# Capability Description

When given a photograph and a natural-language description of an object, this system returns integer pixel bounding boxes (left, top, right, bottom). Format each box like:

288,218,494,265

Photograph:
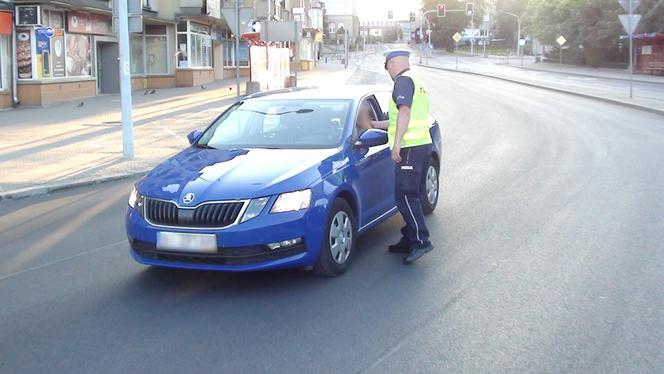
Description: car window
354,97,379,141
198,99,353,149
374,91,391,120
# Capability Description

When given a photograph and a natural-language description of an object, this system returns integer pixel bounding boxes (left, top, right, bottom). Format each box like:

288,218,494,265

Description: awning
0,11,12,36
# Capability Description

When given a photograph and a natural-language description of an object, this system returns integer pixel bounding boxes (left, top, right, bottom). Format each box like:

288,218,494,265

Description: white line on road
0,240,126,282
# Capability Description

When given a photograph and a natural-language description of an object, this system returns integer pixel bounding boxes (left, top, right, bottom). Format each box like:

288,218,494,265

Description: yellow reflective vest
388,70,432,149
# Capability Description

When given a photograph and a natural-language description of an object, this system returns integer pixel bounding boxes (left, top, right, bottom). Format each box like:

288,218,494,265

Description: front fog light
241,197,270,223
267,237,303,250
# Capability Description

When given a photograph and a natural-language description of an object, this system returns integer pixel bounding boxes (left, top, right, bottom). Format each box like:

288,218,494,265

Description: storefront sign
36,28,51,78
16,31,32,79
52,29,66,77
0,11,13,35
90,13,111,34
68,12,89,33
16,6,40,26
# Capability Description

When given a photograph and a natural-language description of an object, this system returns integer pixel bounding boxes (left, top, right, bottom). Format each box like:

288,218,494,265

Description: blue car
126,86,442,276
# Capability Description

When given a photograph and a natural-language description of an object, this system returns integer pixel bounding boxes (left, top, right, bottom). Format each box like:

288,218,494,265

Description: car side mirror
354,129,388,148
187,130,203,145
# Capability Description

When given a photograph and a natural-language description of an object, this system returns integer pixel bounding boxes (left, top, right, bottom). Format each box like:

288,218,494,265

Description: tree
421,0,486,50
494,0,528,45
640,0,664,32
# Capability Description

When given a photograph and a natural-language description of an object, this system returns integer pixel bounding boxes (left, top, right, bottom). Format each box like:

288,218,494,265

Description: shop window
176,21,212,68
130,25,170,75
66,34,92,77
223,40,249,67
131,35,144,74
146,36,167,74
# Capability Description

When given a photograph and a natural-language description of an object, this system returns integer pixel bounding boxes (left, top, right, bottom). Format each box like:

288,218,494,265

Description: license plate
156,232,217,253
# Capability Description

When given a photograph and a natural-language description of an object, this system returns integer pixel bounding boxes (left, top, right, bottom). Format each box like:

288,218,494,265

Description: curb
0,170,149,202
508,64,664,86
418,63,664,117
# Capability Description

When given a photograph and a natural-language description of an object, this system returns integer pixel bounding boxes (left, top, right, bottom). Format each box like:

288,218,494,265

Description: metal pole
294,22,300,86
344,30,348,69
118,0,134,159
235,0,240,99
419,11,423,63
628,0,633,99
516,18,521,58
11,25,19,104
455,42,459,70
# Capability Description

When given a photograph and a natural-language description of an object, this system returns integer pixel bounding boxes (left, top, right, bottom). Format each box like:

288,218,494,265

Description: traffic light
414,27,421,43
437,4,446,17
466,3,474,16
388,10,393,19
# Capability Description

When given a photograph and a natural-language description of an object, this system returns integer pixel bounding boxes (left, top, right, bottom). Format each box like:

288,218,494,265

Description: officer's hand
391,146,402,163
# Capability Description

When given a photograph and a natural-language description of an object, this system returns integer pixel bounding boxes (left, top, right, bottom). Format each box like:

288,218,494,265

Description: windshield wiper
237,108,314,115
193,143,217,149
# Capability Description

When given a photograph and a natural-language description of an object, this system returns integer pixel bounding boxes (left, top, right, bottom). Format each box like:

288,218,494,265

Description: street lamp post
501,11,522,59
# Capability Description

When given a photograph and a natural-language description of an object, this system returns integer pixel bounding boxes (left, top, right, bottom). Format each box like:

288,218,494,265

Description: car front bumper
126,200,329,272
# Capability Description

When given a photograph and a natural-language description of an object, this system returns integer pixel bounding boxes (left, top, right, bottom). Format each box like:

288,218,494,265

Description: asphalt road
1,54,664,373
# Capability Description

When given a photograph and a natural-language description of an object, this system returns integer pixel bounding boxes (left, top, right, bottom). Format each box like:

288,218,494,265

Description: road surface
1,52,663,373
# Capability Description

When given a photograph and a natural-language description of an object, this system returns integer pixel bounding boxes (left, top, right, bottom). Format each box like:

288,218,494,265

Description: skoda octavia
126,86,442,276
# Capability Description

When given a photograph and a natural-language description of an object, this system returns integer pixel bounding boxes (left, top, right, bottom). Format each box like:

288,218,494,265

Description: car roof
245,85,392,102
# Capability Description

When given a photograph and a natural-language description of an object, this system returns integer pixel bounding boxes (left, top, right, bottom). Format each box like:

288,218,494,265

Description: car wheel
421,157,439,215
313,199,357,277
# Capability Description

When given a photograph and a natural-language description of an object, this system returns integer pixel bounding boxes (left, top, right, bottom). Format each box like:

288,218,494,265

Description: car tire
313,198,357,277
421,157,439,215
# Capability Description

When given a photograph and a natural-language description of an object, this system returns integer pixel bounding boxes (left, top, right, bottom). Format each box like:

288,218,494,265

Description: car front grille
144,198,245,228
130,239,306,266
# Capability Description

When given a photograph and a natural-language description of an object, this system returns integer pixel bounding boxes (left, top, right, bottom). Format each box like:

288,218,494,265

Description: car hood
137,147,341,204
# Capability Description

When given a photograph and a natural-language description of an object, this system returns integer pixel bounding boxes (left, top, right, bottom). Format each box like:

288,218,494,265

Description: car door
352,95,395,226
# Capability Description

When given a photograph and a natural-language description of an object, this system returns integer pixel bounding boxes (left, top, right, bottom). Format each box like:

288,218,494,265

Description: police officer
381,49,434,264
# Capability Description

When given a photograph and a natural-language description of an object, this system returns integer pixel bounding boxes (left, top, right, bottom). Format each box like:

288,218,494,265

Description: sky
325,0,423,22
357,0,421,21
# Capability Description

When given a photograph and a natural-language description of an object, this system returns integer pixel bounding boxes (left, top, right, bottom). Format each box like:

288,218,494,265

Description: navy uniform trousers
395,144,432,246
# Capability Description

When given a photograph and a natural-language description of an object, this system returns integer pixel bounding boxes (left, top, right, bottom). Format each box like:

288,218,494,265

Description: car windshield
197,99,353,149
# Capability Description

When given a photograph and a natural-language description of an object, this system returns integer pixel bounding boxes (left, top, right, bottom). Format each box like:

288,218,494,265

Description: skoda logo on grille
182,193,195,204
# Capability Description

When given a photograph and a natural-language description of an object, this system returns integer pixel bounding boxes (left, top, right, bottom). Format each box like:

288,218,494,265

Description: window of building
130,25,169,75
176,21,212,68
223,39,249,67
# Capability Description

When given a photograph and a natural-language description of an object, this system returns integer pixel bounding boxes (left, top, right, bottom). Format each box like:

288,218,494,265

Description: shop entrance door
97,42,119,94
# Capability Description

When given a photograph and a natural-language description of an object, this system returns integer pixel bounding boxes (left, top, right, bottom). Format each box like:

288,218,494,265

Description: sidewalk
415,48,664,114
0,57,362,200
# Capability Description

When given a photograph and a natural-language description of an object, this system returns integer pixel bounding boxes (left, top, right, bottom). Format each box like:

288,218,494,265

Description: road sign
617,0,640,12
452,32,462,43
619,14,641,35
556,35,567,46
518,38,526,46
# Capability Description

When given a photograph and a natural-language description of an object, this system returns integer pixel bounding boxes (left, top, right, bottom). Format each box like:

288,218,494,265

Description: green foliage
494,0,528,44
641,0,664,32
522,0,662,66
421,0,486,50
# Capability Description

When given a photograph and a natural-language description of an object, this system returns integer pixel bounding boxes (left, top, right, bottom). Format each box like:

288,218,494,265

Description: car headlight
128,186,144,210
241,197,270,223
271,189,312,213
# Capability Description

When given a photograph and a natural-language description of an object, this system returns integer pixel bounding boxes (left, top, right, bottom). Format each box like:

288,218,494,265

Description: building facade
0,0,319,108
